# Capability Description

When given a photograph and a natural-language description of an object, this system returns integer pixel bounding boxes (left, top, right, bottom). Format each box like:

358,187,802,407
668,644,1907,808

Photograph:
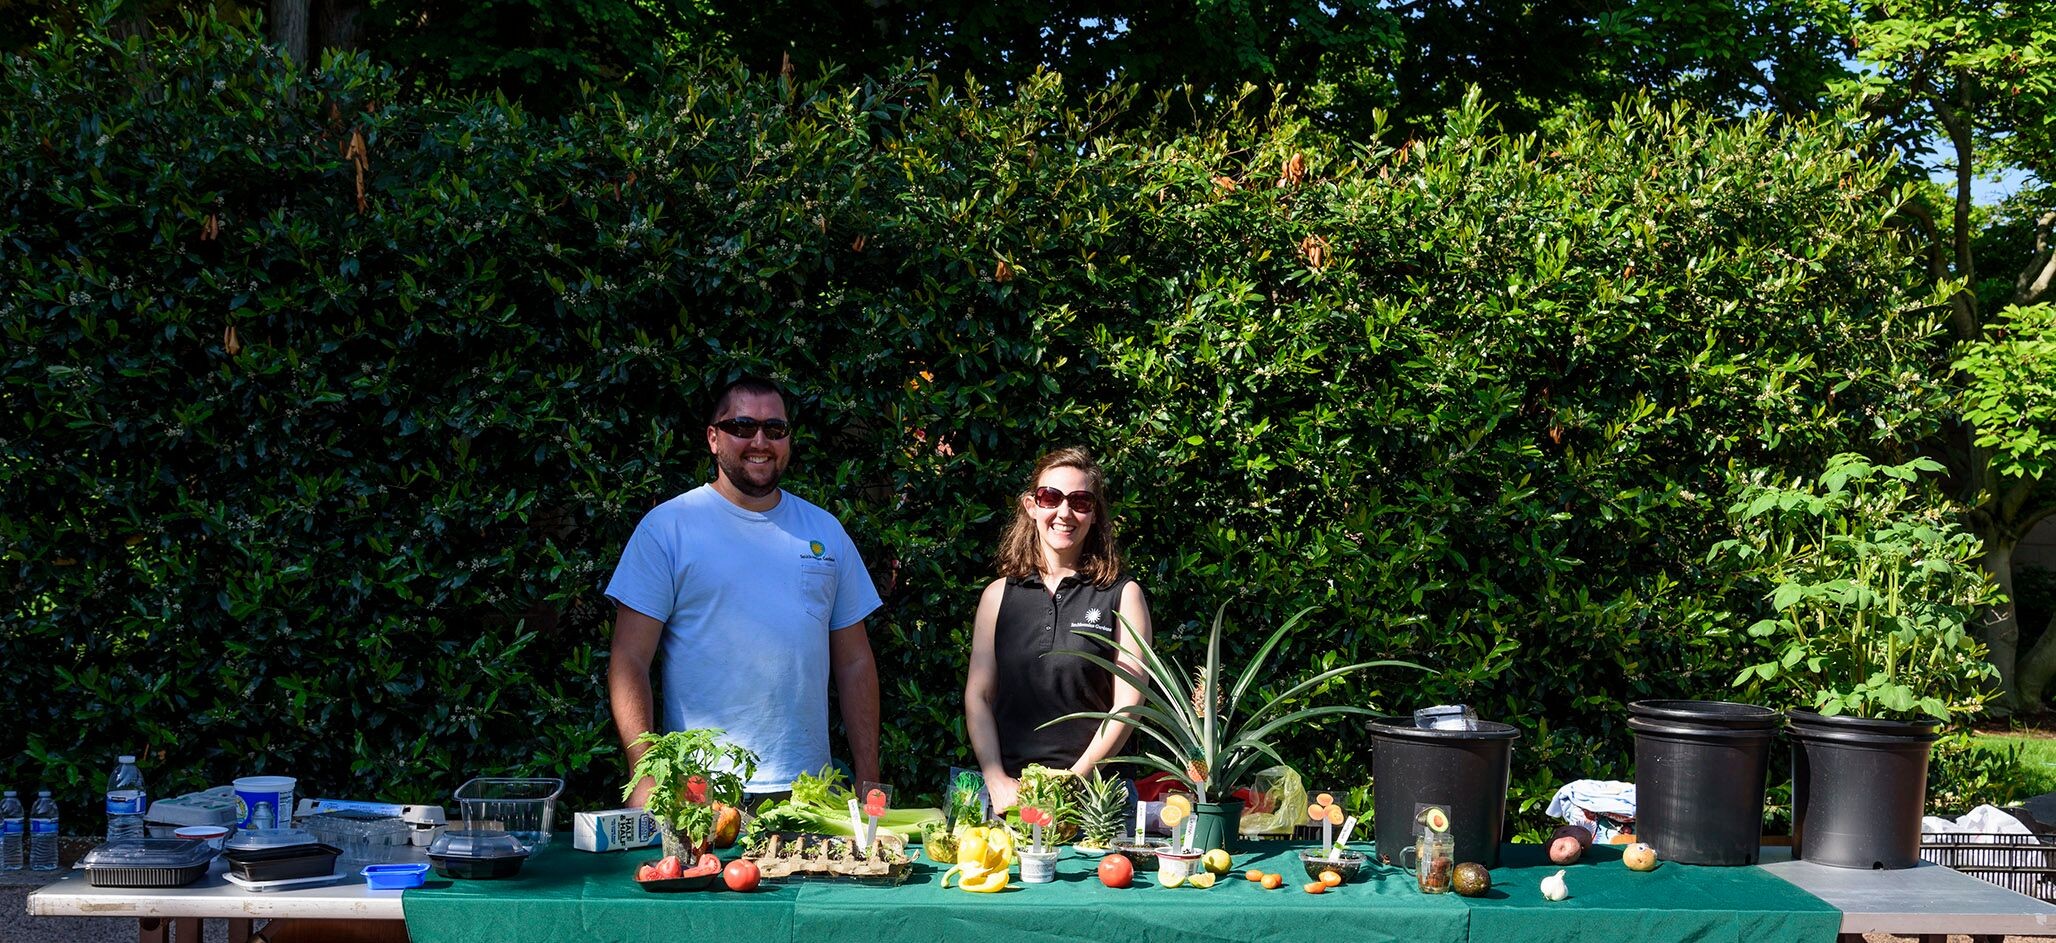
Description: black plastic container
427,828,532,880
1370,717,1520,869
1790,710,1940,870
1629,699,1780,866
222,843,343,882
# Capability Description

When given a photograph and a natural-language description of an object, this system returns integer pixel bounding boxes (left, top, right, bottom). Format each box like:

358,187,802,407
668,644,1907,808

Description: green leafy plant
623,729,757,848
946,770,988,830
1709,454,1999,721
1051,604,1427,802
1006,764,1082,841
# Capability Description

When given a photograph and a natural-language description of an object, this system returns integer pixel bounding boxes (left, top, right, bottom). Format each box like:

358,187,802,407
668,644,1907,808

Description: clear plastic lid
224,828,321,852
81,839,214,870
428,828,530,859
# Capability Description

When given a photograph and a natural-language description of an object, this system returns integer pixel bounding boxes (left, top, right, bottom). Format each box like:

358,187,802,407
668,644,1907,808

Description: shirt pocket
799,562,836,623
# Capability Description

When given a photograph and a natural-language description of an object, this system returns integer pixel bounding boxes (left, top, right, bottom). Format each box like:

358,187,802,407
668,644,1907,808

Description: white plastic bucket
233,776,297,830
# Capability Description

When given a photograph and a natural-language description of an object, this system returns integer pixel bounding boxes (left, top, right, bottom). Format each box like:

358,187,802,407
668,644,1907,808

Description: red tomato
698,853,722,872
723,858,762,892
637,864,661,883
655,855,684,880
1098,854,1135,888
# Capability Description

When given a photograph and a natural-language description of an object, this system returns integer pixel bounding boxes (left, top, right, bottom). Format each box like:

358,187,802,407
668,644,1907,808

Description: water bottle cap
117,755,136,764
3,790,14,796
36,790,49,797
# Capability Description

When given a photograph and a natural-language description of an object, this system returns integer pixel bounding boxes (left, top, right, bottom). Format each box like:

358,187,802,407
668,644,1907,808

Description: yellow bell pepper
960,870,1010,893
939,826,1017,893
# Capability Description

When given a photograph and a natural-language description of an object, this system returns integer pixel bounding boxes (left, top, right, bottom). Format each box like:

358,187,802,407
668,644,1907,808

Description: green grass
1971,733,2056,797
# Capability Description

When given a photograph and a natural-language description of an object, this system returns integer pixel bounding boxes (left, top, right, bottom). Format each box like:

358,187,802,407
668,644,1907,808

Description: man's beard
718,453,782,498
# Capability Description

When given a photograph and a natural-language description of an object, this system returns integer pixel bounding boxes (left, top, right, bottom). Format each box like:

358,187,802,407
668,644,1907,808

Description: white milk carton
574,808,659,853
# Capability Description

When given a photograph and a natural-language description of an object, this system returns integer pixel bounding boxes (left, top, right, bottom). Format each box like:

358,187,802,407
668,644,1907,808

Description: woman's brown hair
995,447,1124,588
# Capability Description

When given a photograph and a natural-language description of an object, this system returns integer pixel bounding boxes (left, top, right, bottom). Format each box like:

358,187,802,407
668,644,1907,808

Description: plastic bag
1235,766,1308,836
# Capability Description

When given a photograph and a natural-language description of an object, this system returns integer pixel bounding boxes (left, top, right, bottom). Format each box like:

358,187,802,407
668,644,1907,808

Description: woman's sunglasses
1031,487,1097,514
712,417,792,441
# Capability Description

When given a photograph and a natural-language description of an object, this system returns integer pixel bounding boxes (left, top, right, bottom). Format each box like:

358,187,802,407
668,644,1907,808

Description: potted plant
922,770,988,864
1048,602,1425,852
622,728,759,860
1710,453,1999,869
1005,765,1082,844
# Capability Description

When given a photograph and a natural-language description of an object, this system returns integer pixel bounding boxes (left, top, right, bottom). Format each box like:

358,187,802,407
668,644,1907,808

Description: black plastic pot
1370,718,1520,869
1189,799,1246,853
1789,710,1939,870
1628,700,1780,866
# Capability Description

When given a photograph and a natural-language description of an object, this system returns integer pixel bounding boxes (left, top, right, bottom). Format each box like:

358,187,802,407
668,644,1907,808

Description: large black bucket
1628,700,1780,866
1370,718,1520,869
1789,710,1939,870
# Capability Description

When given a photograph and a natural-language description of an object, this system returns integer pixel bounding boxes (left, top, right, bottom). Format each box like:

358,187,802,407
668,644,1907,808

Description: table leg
138,917,168,943
230,918,254,943
173,917,201,942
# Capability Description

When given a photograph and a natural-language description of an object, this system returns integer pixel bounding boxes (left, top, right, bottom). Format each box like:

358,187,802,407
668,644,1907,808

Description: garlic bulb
1540,869,1569,901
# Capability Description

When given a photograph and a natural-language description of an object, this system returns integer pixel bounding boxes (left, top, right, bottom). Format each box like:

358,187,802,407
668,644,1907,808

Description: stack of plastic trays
299,810,418,864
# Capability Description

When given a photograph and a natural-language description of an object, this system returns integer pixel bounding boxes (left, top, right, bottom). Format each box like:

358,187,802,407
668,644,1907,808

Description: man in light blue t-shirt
607,377,883,801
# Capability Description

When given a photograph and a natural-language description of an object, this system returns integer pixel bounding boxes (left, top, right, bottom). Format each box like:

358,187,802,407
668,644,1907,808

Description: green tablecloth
403,842,1840,943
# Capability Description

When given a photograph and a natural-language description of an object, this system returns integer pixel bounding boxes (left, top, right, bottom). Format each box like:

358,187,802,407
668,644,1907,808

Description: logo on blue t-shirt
807,540,826,558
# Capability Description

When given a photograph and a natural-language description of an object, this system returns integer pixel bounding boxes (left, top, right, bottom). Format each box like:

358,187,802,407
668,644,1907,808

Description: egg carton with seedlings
743,832,912,884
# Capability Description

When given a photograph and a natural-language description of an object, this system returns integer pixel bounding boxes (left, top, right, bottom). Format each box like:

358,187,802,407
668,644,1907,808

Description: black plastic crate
1920,832,2056,901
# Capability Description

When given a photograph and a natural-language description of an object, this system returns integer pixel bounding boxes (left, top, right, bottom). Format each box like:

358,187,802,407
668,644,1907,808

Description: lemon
1187,872,1218,889
1202,849,1232,874
1160,871,1187,888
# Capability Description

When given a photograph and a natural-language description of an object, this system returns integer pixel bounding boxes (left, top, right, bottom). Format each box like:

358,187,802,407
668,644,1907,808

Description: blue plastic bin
361,863,430,890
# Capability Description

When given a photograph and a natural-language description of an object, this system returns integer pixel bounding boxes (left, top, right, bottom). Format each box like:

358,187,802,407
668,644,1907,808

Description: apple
723,858,762,892
1098,853,1135,888
711,803,742,848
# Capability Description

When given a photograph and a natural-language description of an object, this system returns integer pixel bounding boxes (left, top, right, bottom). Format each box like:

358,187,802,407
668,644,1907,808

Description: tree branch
2016,210,2056,307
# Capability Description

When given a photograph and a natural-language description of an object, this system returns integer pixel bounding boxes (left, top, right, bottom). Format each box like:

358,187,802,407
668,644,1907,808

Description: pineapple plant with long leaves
1048,603,1426,803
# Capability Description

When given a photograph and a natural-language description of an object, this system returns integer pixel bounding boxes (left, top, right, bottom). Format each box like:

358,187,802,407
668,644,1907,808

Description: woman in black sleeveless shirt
965,447,1154,811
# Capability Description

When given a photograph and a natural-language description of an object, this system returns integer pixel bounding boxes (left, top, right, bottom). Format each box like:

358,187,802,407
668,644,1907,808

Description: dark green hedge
1,16,1945,832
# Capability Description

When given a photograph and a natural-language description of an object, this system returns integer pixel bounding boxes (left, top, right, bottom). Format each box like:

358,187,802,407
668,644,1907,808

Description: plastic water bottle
29,791,57,871
1,790,22,871
106,755,147,843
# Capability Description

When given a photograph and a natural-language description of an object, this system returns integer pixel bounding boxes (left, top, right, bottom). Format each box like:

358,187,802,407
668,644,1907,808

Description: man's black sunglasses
712,417,792,441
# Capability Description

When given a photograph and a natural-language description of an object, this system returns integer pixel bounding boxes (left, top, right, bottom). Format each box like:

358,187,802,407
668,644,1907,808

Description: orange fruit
1303,881,1327,894
1319,869,1343,887
1261,873,1284,890
1245,869,1265,883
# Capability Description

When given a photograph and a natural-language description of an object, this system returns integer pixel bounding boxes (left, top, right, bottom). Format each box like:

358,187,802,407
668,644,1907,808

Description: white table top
26,859,404,921
1760,848,2056,936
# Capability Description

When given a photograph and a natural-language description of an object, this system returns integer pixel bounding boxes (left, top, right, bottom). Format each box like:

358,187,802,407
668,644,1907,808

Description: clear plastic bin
301,810,419,864
453,778,563,850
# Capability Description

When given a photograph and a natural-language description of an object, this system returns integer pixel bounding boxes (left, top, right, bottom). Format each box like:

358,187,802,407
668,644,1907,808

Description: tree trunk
1983,538,2023,711
2015,610,2056,712
271,0,311,62
317,0,365,53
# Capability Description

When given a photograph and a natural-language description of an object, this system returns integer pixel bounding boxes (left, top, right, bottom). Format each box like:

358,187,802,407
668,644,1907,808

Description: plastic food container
222,830,342,883
301,810,416,863
427,829,532,880
362,862,431,890
453,778,563,850
174,825,231,851
81,839,215,888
